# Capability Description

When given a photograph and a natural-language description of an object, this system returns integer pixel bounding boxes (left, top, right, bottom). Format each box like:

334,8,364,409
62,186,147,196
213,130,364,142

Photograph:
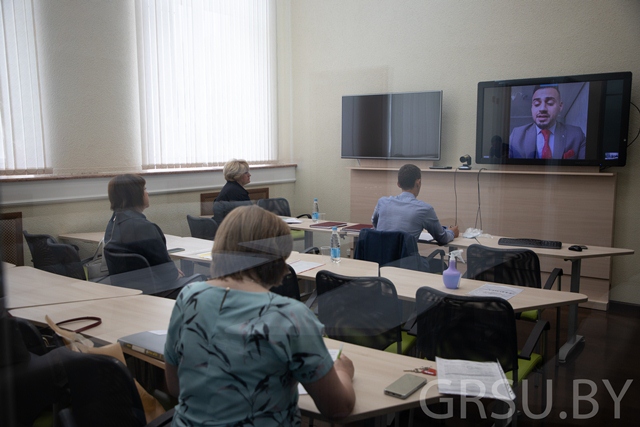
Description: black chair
104,245,205,299
353,228,446,274
269,265,301,301
212,200,252,224
315,270,415,355
256,197,311,219
23,230,90,280
415,287,549,422
465,244,563,344
186,215,218,241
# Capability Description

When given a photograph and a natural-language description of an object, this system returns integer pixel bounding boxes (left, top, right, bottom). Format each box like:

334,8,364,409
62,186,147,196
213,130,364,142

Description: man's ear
397,181,402,189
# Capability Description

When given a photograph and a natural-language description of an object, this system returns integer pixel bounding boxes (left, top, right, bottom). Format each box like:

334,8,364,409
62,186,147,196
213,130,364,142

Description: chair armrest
518,319,550,360
303,246,319,255
297,214,312,219
146,407,176,427
543,268,563,290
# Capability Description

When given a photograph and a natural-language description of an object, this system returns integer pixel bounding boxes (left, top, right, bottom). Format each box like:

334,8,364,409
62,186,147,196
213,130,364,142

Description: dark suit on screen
509,122,586,160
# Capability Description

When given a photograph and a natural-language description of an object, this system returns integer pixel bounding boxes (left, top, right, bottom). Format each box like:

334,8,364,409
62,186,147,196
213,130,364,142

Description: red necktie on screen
541,129,552,159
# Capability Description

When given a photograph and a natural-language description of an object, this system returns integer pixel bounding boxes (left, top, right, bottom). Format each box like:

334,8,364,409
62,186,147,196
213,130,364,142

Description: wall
287,0,640,304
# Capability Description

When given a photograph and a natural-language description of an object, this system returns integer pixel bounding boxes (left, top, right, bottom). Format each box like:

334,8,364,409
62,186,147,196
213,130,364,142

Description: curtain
135,0,277,170
0,0,48,174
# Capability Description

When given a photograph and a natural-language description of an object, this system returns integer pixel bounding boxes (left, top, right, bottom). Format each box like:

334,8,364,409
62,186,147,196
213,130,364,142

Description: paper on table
436,357,515,400
196,252,212,260
282,217,303,224
299,349,341,395
467,284,523,300
288,260,323,274
419,231,434,242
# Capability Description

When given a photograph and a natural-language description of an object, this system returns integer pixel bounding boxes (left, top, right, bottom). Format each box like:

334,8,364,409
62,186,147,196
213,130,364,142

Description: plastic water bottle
312,198,320,223
330,226,341,263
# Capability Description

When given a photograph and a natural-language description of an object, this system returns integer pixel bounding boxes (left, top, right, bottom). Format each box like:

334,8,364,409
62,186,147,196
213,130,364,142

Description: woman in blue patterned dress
164,205,355,426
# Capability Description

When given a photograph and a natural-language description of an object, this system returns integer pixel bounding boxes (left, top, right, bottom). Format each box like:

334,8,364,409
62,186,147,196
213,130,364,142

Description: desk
380,266,588,312
4,266,141,309
288,252,379,280
285,217,362,248
445,236,633,362
10,292,439,423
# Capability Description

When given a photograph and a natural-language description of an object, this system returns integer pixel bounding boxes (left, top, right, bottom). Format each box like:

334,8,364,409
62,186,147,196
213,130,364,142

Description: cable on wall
474,168,487,230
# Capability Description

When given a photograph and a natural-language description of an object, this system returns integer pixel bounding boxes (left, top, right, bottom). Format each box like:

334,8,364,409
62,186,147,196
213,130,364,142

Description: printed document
436,357,515,400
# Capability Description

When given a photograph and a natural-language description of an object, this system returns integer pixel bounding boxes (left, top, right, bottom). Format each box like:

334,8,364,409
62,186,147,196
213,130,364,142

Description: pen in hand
336,343,344,359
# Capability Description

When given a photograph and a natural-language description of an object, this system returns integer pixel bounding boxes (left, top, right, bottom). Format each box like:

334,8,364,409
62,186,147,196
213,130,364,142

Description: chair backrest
23,230,85,279
353,228,422,272
269,265,301,300
415,286,518,377
104,245,156,291
256,198,292,217
186,215,218,241
315,270,403,353
466,244,542,289
1,212,24,266
212,200,252,224
58,349,147,427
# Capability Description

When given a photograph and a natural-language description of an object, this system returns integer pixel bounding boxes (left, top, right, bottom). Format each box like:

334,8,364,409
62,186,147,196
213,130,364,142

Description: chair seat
518,309,539,322
505,352,543,384
383,331,416,355
291,230,305,241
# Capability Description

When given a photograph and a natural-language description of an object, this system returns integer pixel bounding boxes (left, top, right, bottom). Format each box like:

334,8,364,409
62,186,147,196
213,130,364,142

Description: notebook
308,221,348,229
118,330,167,362
341,223,373,232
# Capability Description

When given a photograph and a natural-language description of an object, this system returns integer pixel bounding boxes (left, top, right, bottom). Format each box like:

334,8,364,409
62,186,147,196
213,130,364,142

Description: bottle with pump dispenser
442,249,464,289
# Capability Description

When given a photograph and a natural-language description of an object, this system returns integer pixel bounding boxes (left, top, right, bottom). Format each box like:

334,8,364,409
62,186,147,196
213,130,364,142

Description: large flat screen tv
341,91,442,160
476,71,632,167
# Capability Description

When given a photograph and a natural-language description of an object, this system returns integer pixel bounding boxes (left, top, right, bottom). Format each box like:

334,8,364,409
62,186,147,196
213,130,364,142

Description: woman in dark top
216,159,251,202
104,174,185,297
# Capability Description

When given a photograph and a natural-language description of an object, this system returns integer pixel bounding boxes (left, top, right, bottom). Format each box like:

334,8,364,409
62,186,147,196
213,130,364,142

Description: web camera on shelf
459,154,472,170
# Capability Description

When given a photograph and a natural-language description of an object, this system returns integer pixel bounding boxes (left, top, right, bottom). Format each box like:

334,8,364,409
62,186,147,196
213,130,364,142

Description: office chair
256,197,310,244
269,265,301,301
212,200,252,224
415,287,549,424
23,230,90,280
315,270,415,355
465,244,563,351
353,228,446,274
104,245,205,299
186,214,218,241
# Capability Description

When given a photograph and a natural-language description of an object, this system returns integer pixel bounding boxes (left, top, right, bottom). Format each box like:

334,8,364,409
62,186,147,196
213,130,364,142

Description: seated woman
216,158,252,202
164,205,356,426
105,174,201,298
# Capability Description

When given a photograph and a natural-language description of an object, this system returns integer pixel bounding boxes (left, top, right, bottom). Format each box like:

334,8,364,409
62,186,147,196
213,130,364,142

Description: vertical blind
0,0,48,174
135,0,277,170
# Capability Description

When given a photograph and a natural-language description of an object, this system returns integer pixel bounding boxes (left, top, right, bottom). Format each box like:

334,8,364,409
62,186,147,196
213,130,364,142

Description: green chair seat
505,352,543,384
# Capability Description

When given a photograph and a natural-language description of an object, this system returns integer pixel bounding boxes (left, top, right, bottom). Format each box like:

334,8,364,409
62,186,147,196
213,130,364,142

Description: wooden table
285,217,363,248
4,266,141,309
288,252,379,280
10,292,440,423
445,236,633,362
380,266,588,312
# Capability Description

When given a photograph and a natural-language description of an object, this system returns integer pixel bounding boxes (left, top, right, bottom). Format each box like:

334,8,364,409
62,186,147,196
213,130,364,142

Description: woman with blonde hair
216,158,251,202
164,205,356,426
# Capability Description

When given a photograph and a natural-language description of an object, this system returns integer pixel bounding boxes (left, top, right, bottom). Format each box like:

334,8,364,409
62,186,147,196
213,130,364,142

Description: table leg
558,258,585,363
304,230,313,249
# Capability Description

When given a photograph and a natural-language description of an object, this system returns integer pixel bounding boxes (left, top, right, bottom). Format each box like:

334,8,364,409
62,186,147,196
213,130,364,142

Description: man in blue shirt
372,164,458,245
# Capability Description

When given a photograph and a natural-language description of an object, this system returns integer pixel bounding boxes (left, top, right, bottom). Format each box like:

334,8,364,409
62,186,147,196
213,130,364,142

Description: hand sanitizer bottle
443,250,464,289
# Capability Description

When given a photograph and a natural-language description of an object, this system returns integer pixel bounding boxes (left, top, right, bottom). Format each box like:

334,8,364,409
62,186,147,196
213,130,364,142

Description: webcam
459,154,472,170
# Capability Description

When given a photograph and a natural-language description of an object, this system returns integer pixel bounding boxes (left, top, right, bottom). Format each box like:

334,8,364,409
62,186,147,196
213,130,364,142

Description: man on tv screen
509,85,586,160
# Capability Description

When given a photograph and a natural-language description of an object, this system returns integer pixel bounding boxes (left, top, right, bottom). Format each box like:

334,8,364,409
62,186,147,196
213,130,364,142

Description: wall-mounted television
341,91,442,160
476,72,632,168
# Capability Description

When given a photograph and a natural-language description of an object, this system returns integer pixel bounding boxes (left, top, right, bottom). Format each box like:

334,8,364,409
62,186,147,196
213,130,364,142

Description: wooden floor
302,303,640,426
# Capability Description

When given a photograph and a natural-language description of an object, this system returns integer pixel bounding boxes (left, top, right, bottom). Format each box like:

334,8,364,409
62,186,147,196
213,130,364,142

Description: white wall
286,0,640,303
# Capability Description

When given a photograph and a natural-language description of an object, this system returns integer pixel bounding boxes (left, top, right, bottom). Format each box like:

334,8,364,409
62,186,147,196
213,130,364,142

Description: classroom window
135,0,277,170
0,0,48,175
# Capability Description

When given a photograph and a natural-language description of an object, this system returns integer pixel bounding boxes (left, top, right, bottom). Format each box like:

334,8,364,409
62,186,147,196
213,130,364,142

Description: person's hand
334,354,355,380
450,225,459,238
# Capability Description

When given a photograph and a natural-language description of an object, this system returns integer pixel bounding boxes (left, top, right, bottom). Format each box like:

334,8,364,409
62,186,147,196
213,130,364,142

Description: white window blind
0,0,48,174
135,0,277,170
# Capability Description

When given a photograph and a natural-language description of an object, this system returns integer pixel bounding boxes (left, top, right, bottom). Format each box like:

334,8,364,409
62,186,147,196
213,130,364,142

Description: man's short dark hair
398,164,421,190
108,174,146,211
532,84,561,101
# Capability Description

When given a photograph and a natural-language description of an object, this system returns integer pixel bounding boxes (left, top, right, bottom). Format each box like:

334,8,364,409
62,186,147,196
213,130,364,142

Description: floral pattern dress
165,282,334,426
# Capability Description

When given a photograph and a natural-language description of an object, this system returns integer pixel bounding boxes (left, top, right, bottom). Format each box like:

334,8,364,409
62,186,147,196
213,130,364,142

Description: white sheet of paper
419,231,434,242
288,260,323,274
282,217,303,224
436,357,515,400
298,349,341,395
466,284,523,300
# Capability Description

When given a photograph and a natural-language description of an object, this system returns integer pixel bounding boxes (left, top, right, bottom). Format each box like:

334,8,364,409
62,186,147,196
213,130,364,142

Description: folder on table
308,221,348,229
341,223,374,232
118,331,167,362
